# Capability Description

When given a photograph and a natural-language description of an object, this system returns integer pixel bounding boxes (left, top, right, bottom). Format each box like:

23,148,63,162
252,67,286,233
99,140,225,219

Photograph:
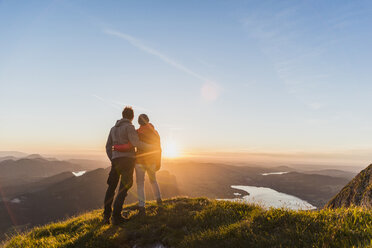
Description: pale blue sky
1,0,372,161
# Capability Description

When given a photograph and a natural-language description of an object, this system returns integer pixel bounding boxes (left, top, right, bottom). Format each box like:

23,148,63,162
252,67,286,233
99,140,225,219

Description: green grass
4,197,372,248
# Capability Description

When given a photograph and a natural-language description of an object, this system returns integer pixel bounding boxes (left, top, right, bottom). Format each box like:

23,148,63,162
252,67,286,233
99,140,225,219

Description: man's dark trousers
104,157,136,218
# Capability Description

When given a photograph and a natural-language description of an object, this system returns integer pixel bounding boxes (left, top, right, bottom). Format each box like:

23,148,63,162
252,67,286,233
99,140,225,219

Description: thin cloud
104,29,209,82
91,94,121,110
91,94,149,112
104,29,222,101
307,102,324,110
241,6,333,109
111,100,150,112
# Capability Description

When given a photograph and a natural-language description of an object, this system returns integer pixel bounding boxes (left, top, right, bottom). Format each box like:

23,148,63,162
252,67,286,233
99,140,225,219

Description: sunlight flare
163,140,181,158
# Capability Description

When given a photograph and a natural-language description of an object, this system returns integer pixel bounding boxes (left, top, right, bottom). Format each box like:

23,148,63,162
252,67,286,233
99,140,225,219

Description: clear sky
1,1,372,163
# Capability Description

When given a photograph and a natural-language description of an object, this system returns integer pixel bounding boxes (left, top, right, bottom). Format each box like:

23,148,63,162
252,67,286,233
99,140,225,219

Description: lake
229,185,316,210
72,171,86,177
261,171,289,176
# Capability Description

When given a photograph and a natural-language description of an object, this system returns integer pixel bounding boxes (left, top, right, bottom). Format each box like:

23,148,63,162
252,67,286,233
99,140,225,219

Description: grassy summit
4,198,372,248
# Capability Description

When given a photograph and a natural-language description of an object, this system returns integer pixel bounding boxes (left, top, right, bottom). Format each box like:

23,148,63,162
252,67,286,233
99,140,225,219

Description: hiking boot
122,210,131,218
112,216,128,225
102,215,111,225
138,206,146,217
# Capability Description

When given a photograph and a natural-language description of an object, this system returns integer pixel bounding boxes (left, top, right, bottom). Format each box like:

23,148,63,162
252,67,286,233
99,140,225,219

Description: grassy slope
4,198,372,248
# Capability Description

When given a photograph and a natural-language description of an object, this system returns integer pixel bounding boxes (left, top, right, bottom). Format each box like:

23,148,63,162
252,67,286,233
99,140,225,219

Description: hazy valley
0,152,360,241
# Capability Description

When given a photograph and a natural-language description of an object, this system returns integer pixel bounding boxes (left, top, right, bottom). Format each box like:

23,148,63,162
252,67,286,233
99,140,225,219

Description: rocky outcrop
326,164,372,208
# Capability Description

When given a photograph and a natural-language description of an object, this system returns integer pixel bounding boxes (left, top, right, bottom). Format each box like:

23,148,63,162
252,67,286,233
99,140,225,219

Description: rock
326,164,372,208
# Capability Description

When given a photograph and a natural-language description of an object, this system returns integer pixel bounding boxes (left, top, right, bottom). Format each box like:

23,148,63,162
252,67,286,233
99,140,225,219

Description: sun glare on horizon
163,140,181,158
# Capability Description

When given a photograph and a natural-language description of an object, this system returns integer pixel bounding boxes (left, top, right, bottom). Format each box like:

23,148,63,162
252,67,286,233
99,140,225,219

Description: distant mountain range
0,151,28,158
0,154,108,187
0,158,83,182
1,171,75,199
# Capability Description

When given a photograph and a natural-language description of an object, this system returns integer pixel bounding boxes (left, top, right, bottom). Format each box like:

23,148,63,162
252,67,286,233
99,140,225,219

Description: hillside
0,168,179,239
1,171,74,199
326,164,372,208
4,198,372,248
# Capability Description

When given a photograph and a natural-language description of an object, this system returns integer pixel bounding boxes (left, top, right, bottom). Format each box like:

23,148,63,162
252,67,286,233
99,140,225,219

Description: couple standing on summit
103,106,162,225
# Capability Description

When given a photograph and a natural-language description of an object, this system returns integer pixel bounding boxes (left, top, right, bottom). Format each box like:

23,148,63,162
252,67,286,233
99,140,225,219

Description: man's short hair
122,106,134,120
138,114,149,126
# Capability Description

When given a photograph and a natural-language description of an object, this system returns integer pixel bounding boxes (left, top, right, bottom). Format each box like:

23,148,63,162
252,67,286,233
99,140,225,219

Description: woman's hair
138,114,149,126
122,106,134,120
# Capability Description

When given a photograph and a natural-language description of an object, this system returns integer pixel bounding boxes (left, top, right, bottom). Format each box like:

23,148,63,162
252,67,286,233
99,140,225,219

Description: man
103,106,150,225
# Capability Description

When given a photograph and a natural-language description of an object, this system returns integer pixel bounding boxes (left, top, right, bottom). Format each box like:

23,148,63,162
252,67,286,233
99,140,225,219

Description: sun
162,141,181,158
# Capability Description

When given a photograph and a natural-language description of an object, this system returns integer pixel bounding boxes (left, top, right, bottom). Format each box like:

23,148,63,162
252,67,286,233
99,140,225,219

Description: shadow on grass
60,218,129,248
